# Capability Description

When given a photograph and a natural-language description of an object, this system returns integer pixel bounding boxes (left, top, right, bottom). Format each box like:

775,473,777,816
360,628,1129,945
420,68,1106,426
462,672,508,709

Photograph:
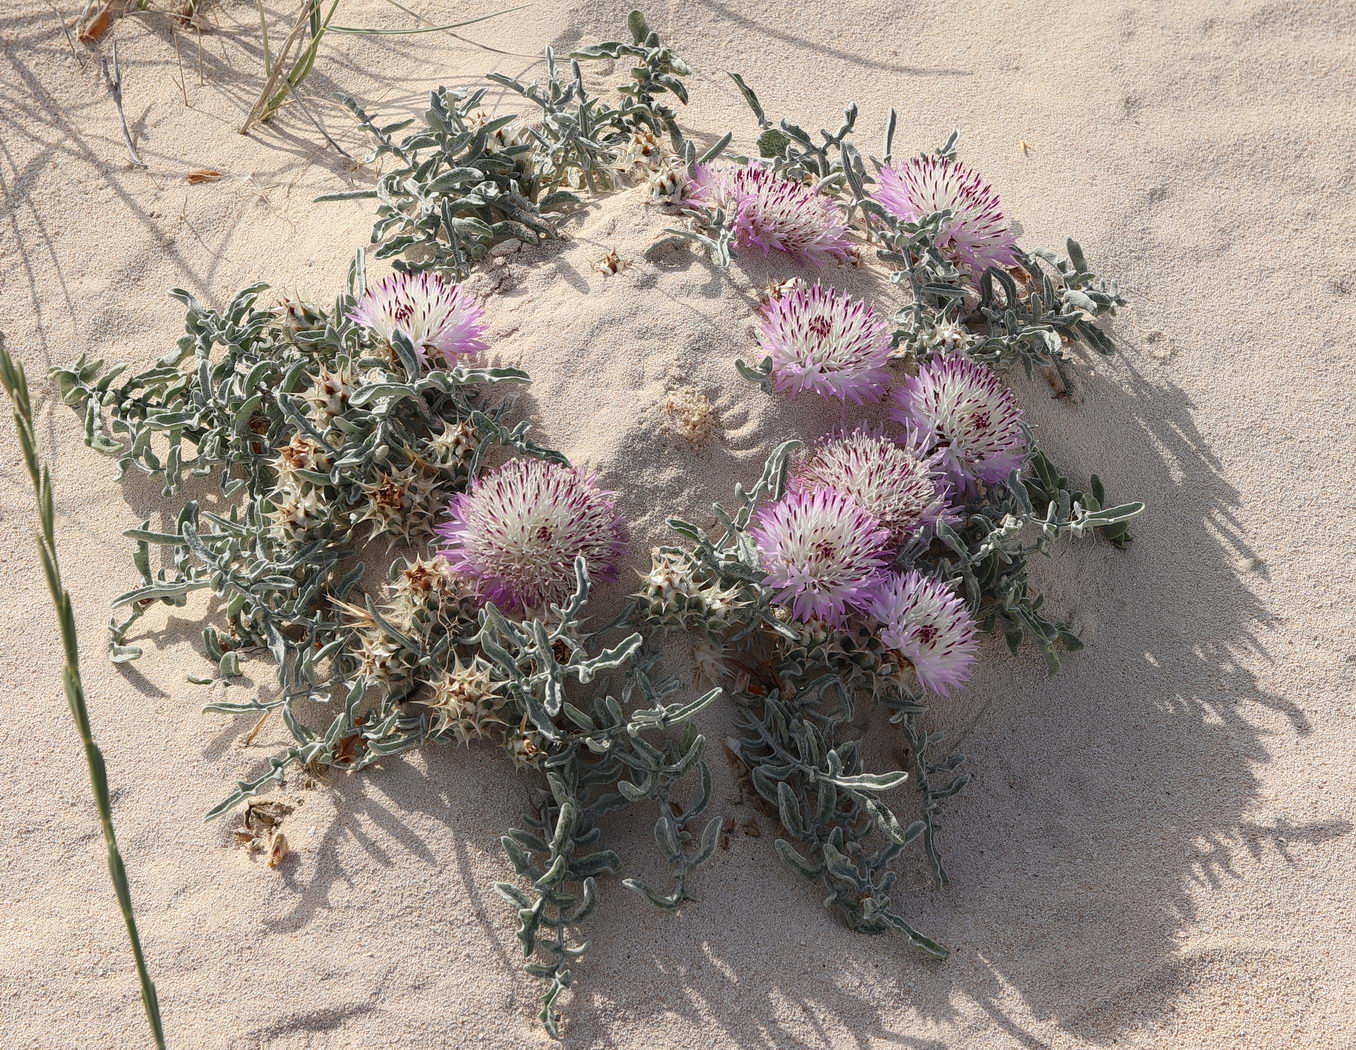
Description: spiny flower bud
505,715,547,769
356,466,440,542
647,162,688,204
352,628,404,686
425,420,478,467
381,555,471,634
618,127,663,171
418,657,505,745
273,433,332,480
269,486,324,535
303,365,357,427
278,296,324,337
927,317,975,353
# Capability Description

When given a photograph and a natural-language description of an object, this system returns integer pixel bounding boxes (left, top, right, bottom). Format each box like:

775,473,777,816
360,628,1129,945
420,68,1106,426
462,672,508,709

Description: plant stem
0,342,167,1050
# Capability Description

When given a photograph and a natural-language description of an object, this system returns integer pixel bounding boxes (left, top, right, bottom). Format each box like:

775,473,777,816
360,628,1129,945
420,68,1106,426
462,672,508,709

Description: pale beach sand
1,2,1353,1047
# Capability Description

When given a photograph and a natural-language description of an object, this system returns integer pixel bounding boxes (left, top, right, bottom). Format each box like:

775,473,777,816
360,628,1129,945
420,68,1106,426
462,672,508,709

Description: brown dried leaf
266,832,288,868
334,732,362,765
78,1,131,43
186,169,224,184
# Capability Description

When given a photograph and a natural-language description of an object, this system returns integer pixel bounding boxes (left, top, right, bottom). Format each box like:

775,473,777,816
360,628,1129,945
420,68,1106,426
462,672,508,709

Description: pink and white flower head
686,163,852,265
873,155,1018,276
891,355,1026,487
756,283,892,404
790,429,953,545
863,570,977,695
751,487,891,626
348,271,487,367
436,458,624,613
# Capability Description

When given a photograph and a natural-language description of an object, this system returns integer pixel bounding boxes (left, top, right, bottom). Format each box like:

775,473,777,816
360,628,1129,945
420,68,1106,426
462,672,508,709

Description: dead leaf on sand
78,1,131,43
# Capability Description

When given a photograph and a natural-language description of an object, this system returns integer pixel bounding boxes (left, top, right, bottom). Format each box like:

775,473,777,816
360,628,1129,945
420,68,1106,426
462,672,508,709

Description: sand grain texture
1,1,1353,1047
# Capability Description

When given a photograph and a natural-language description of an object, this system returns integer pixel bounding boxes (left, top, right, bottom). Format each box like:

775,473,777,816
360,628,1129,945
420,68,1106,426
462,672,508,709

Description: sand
2,1,1354,1047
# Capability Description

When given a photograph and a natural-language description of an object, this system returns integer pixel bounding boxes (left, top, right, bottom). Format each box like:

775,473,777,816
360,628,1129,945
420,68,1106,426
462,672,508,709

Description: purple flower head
436,458,624,613
873,155,1018,276
756,283,892,404
790,428,954,545
686,163,852,265
891,355,1026,487
751,487,891,626
348,271,487,366
863,570,977,695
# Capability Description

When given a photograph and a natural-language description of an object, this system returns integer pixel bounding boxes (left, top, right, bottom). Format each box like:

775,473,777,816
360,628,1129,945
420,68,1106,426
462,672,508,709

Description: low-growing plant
49,9,1144,1036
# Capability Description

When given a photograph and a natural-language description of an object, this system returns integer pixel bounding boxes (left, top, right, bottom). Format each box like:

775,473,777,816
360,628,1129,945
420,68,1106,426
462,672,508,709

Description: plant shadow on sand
36,6,1344,1043
92,235,1348,1048
546,330,1342,1048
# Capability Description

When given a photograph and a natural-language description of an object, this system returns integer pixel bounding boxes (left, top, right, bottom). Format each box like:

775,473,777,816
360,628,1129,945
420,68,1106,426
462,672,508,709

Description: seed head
418,657,506,745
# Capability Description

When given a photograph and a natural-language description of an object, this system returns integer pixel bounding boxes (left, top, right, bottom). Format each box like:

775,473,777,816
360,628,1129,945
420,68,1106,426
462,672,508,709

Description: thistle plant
637,62,1147,953
46,9,1148,1036
645,424,1141,948
47,15,726,1035
320,11,694,273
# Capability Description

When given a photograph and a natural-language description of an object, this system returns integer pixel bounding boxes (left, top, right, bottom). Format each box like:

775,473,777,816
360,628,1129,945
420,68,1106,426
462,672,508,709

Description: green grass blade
0,341,167,1050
